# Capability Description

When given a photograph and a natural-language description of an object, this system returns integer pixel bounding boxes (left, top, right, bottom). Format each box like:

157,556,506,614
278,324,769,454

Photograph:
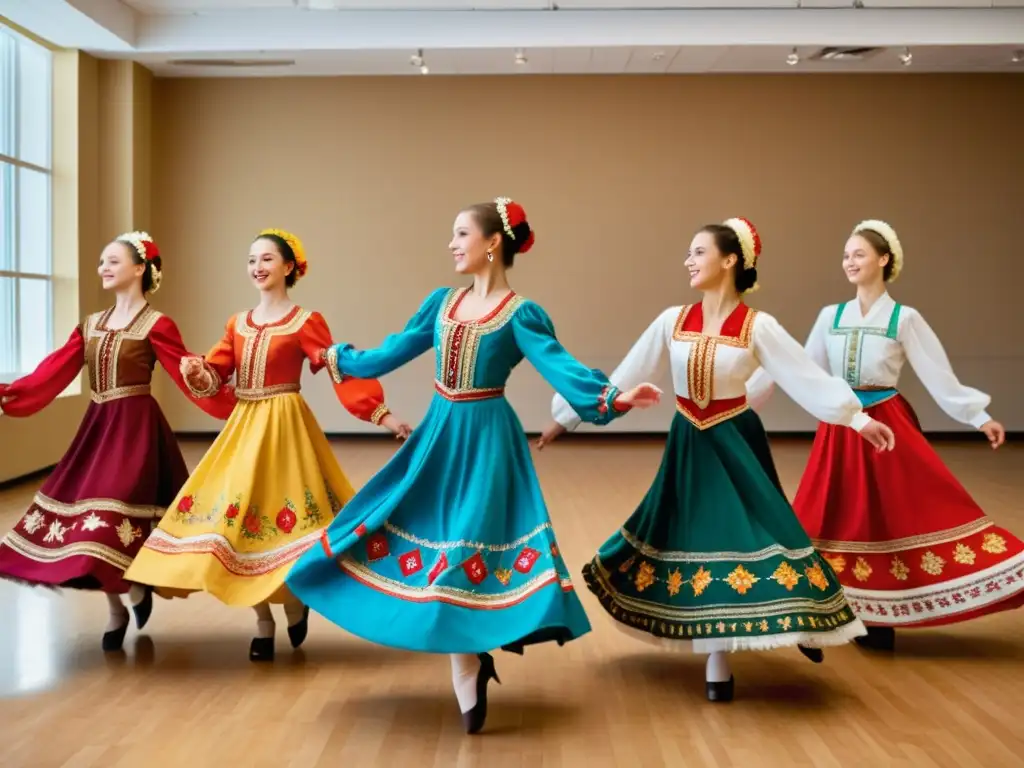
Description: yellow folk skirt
124,393,355,606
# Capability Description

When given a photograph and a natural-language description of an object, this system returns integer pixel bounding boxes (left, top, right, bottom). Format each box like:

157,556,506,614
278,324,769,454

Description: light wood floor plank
1,436,1021,766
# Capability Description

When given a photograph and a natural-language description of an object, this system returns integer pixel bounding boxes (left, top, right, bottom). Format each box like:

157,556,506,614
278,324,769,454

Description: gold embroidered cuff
180,357,221,398
323,346,345,385
370,403,391,426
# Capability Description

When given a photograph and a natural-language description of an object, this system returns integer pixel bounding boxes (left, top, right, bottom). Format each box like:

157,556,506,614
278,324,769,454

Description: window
0,25,53,383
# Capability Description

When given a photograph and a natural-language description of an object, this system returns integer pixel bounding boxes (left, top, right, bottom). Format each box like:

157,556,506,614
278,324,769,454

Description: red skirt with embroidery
793,393,1024,628
0,394,188,593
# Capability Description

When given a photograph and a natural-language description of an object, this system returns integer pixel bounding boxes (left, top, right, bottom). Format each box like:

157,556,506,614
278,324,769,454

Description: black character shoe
287,605,310,649
249,636,275,662
462,652,501,734
132,586,154,631
102,623,129,653
798,645,824,663
854,625,895,651
706,675,735,702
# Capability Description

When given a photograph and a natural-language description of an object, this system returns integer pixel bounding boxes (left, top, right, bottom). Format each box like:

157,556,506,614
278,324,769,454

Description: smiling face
684,230,738,292
97,241,145,292
842,233,889,286
448,210,502,275
248,237,294,292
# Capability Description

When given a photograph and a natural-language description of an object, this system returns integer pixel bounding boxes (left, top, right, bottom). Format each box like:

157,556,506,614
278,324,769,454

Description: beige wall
3,71,1022,482
0,56,152,483
148,74,1023,435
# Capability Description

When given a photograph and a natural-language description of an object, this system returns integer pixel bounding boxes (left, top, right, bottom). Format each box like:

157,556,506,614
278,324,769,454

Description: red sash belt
434,380,506,402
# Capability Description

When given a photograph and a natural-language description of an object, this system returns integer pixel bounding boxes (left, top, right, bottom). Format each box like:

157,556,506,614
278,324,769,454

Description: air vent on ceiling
808,47,884,62
168,59,296,68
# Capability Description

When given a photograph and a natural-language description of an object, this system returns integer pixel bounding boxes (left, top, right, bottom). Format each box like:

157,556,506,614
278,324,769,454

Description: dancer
123,228,411,661
538,217,896,702
745,219,1021,650
285,197,662,734
0,231,236,651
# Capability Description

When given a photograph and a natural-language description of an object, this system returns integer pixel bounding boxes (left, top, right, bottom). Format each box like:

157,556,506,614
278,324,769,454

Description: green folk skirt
582,408,865,653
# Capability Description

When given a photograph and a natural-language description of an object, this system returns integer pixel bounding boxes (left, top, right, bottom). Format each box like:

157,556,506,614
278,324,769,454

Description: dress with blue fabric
285,286,629,654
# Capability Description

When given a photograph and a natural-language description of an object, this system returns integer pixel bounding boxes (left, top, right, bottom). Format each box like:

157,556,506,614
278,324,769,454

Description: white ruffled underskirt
610,616,868,654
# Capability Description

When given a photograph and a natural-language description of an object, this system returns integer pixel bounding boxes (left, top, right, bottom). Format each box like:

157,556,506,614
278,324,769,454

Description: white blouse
745,292,992,429
552,304,871,432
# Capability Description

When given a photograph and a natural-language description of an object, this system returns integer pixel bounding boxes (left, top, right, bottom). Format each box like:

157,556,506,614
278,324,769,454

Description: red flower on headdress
142,239,160,261
501,199,535,254
736,217,762,258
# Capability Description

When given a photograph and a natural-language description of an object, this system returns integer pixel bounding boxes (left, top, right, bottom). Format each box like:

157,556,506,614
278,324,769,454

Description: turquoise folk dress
285,286,629,654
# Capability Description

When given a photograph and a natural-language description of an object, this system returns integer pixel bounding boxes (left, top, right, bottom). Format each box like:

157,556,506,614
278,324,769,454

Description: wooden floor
1,436,1022,767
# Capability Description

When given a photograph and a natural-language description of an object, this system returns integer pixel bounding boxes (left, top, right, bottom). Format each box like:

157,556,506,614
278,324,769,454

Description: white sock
705,652,732,683
105,593,129,633
450,653,481,714
283,598,306,627
253,603,275,638
128,583,148,607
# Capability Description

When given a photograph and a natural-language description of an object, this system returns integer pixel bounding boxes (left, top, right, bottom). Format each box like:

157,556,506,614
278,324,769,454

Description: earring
487,250,494,262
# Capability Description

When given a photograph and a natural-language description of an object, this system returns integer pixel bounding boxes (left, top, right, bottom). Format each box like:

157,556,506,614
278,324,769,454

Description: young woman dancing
0,232,236,651
285,198,662,733
124,228,411,662
746,219,1021,650
538,217,896,702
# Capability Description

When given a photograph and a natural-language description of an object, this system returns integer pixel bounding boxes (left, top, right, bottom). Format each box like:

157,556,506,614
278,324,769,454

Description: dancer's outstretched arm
305,311,411,439
751,313,894,451
514,301,661,434
324,287,448,381
0,326,85,418
150,314,237,420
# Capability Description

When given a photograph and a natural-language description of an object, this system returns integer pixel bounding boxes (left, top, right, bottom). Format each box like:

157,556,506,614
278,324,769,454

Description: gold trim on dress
338,555,573,608
674,396,750,430
1,531,135,571
236,308,312,391
672,304,757,348
618,527,816,563
323,345,344,384
813,518,994,554
32,492,165,520
591,558,851,622
436,288,525,395
384,520,552,553
369,403,390,425
90,384,152,403
234,383,301,401
141,527,322,577
182,359,222,398
433,380,505,402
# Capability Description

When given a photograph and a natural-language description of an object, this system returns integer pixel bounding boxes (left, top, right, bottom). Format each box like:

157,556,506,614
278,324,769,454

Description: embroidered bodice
187,306,391,424
325,286,628,425
0,304,235,419
553,302,870,432
82,305,168,400
746,292,991,428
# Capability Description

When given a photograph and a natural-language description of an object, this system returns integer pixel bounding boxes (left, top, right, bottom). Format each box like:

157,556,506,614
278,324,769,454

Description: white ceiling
118,1,1024,9
139,45,1024,76
4,1,1023,75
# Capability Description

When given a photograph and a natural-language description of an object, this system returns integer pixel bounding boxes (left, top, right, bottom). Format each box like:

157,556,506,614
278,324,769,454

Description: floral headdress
116,230,162,294
494,197,535,254
852,219,903,282
722,217,762,294
257,228,308,282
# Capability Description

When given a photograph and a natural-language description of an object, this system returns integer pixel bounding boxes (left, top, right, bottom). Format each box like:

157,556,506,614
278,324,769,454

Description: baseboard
0,464,56,491
174,430,1020,442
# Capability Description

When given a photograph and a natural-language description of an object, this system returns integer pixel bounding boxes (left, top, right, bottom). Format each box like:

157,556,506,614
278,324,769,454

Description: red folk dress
748,294,1024,627
0,304,236,593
